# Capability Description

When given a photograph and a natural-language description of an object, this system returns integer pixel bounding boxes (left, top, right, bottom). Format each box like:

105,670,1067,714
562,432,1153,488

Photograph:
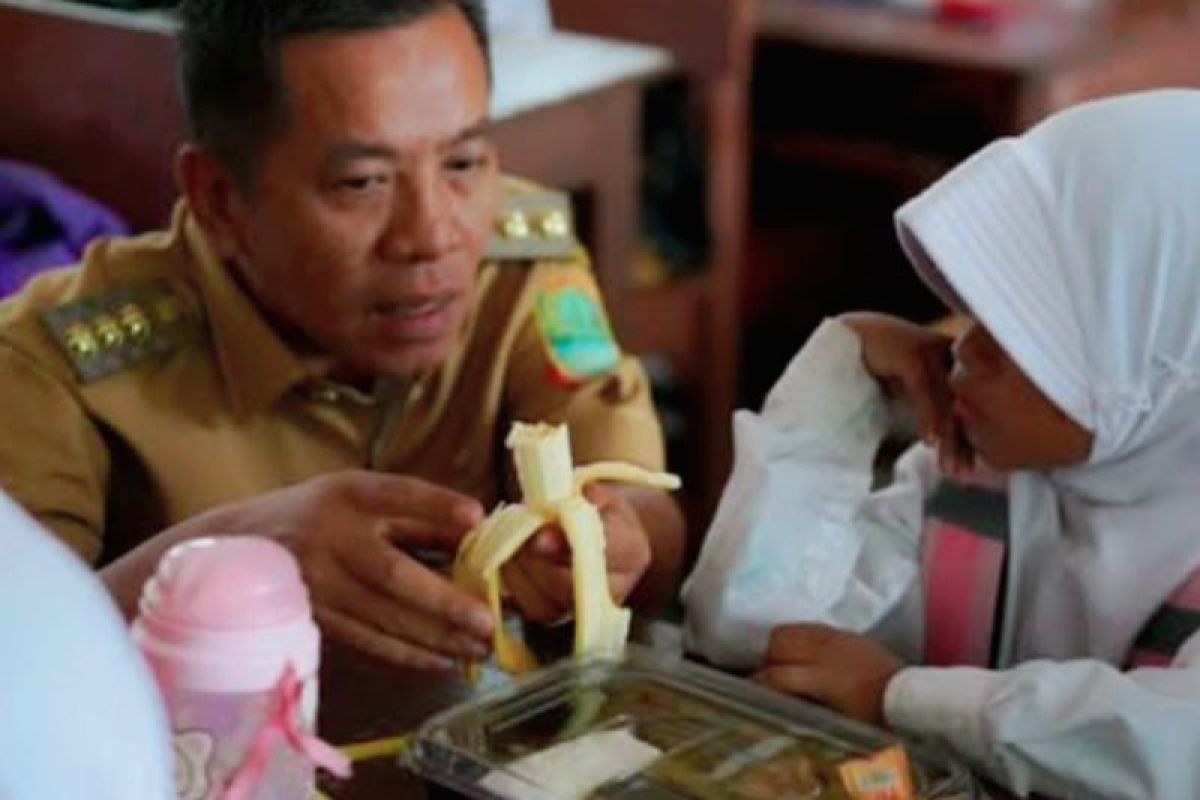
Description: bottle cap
133,537,320,693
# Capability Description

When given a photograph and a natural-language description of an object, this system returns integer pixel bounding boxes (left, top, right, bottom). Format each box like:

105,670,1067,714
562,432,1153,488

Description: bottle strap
221,663,351,800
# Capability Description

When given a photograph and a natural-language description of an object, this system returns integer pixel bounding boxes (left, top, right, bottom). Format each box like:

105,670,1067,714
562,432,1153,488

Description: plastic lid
410,646,978,799
133,537,320,693
141,537,309,629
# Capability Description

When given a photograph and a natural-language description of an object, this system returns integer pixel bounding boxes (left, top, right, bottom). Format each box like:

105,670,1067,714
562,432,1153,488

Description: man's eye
444,155,486,174
335,174,388,192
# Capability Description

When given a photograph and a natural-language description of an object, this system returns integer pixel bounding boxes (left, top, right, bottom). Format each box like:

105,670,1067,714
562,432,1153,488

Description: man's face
949,321,1094,471
224,7,498,377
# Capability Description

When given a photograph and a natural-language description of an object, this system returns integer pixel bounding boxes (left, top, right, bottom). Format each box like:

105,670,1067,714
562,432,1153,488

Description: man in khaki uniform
0,0,683,670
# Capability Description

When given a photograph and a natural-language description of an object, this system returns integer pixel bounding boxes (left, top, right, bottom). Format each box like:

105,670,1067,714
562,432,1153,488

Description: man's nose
380,173,461,263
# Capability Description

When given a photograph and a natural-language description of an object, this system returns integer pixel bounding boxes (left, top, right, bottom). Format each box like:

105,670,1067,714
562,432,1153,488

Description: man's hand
164,470,494,670
838,312,974,477
753,623,904,728
501,482,652,623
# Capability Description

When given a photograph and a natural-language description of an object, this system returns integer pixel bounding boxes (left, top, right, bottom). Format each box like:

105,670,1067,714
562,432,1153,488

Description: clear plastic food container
409,645,979,799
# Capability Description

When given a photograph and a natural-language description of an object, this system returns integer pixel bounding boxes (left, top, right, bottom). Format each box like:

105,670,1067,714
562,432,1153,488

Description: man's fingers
581,481,617,507
338,537,493,639
529,528,570,562
302,549,489,658
339,471,485,530
381,515,476,555
527,558,576,603
314,606,456,671
322,575,490,660
503,556,572,623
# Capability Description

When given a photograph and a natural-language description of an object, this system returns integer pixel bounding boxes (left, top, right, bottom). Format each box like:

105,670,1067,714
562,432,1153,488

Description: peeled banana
453,422,680,677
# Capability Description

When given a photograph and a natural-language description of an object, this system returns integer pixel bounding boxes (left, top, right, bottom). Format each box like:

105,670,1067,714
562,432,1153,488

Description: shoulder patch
40,279,199,382
534,269,620,383
487,181,577,261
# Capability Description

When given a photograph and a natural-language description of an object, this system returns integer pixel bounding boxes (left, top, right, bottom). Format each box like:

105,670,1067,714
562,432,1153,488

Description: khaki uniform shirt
0,184,664,564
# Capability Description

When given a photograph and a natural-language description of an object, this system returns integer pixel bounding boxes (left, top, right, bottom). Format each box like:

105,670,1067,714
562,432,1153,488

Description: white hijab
896,89,1200,665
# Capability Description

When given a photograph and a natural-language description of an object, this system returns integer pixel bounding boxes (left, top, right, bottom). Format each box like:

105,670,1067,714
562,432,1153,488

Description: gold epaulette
486,177,578,261
40,279,199,382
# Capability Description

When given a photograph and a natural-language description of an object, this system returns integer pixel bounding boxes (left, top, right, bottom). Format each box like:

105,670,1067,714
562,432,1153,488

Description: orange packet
838,743,916,800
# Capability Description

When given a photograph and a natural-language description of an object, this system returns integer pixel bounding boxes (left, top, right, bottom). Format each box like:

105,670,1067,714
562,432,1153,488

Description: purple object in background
0,159,128,298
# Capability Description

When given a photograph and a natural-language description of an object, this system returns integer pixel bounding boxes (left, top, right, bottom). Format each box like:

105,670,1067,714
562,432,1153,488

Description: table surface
316,621,686,798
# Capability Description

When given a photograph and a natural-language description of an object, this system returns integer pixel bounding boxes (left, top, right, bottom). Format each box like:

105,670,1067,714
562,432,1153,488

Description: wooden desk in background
739,0,1200,407
756,0,1200,153
760,0,1117,130
0,0,670,330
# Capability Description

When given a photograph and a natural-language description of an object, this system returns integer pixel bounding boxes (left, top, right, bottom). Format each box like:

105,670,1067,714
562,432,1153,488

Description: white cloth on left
486,0,553,37
0,490,173,799
683,90,1200,800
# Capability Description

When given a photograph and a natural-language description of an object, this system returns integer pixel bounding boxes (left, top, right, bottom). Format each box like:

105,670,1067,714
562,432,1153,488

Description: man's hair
176,0,490,183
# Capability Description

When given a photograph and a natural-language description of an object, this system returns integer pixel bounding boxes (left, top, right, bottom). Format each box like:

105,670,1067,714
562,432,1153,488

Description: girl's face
949,321,1094,471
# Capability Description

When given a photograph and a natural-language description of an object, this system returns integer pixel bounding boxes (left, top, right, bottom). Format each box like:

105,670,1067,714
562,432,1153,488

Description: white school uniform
683,90,1200,799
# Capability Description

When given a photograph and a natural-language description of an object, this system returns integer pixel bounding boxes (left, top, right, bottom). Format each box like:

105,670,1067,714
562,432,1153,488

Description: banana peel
454,422,680,678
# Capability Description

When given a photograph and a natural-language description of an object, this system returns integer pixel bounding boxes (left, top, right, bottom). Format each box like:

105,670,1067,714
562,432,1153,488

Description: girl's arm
886,638,1200,798
683,318,941,668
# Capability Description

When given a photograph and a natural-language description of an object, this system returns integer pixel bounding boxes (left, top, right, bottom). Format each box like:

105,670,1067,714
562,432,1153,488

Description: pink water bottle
133,537,350,800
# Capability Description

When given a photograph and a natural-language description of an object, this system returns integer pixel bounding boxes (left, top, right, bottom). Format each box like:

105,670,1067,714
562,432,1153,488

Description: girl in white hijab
683,89,1200,799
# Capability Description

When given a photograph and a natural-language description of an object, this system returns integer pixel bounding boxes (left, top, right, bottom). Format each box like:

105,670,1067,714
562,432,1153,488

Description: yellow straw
313,733,413,796
339,733,412,763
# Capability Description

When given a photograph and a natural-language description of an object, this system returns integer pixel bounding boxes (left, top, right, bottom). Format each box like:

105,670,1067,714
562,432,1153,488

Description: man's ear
175,144,248,260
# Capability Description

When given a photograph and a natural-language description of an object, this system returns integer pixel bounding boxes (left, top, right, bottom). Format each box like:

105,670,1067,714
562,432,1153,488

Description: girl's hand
754,623,904,728
838,312,974,477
